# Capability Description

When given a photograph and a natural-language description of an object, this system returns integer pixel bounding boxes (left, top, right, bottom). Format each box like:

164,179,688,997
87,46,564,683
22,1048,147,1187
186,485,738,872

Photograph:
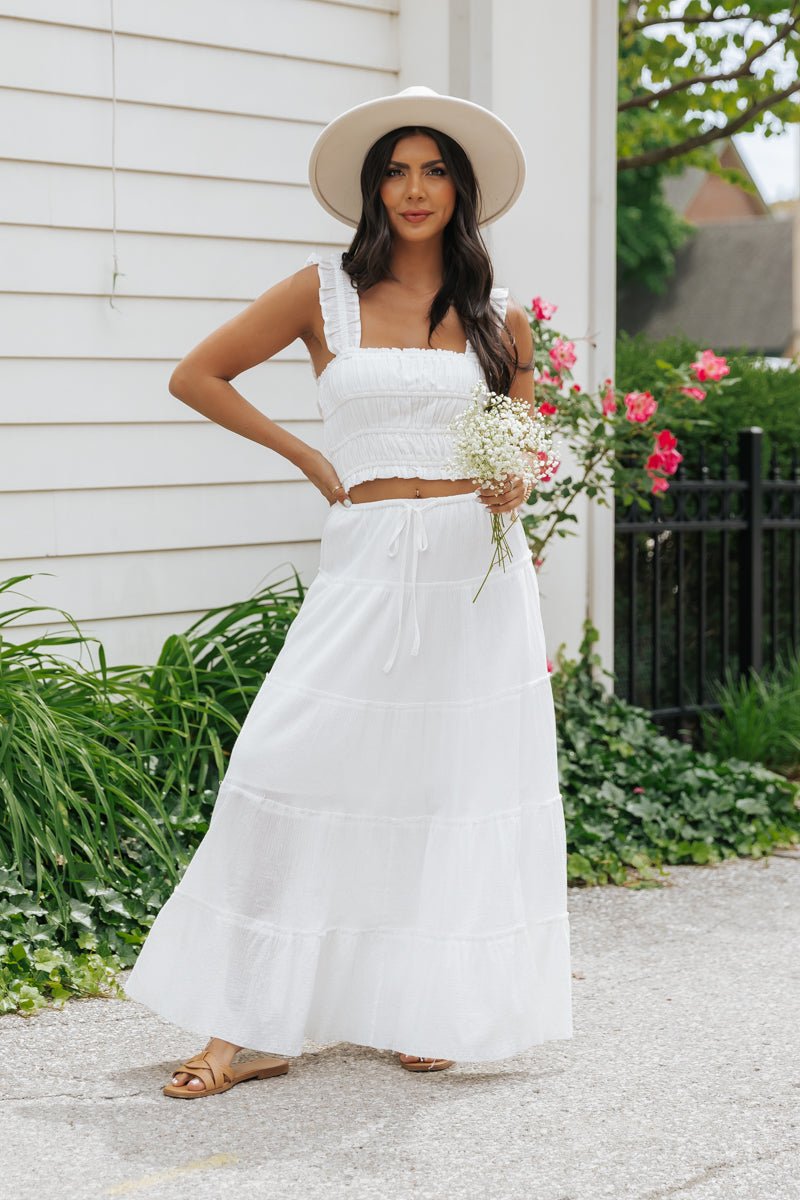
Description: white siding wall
0,0,398,665
1,0,618,674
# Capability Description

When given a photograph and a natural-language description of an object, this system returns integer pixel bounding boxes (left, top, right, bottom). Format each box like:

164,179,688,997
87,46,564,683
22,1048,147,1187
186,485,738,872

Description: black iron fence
614,427,800,740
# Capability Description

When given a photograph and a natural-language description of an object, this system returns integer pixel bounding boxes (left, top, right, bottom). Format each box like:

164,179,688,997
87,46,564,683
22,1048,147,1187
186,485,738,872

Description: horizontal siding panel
0,480,330,559
0,540,323,623
0,360,321,424
0,89,311,183
2,1,397,67
0,295,324,361
0,160,345,241
0,225,342,300
0,17,397,114
0,420,325,492
0,609,269,670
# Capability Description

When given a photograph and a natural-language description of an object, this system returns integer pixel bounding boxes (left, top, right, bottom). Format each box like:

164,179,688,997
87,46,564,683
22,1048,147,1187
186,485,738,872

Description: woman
124,85,573,1097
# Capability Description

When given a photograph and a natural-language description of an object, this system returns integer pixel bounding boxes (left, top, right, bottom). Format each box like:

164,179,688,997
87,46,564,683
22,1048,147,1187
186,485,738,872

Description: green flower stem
472,511,520,603
528,442,615,558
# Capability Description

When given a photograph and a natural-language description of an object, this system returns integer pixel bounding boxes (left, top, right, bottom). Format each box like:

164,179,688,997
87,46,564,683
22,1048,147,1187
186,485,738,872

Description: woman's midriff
346,477,477,504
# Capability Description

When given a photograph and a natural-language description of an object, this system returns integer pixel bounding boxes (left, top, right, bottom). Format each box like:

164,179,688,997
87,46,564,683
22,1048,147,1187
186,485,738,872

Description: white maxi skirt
124,490,573,1062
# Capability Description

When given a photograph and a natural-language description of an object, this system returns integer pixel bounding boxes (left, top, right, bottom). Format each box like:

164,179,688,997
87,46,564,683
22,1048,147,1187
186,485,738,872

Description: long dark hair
340,124,532,396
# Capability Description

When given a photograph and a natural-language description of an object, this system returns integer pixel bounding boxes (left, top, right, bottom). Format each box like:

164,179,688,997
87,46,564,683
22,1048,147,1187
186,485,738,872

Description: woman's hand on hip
305,450,352,507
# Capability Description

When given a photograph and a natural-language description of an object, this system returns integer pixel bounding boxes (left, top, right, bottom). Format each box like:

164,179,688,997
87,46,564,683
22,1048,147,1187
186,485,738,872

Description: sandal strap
179,1051,230,1090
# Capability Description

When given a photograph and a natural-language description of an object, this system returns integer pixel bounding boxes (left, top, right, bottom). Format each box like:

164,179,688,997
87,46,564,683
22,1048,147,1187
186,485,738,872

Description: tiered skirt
123,490,573,1062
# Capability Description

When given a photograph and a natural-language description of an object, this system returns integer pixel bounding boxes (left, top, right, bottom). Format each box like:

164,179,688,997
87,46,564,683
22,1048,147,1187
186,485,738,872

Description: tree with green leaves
617,1,800,291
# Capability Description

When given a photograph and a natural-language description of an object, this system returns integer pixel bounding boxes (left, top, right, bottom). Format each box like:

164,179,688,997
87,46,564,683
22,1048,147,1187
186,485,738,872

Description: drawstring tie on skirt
382,503,430,674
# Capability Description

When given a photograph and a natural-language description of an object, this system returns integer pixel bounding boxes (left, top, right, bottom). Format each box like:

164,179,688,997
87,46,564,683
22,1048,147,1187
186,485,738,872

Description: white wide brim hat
308,85,526,229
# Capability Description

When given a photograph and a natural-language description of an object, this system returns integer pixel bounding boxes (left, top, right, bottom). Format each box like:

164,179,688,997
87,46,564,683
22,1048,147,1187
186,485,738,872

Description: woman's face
378,132,457,242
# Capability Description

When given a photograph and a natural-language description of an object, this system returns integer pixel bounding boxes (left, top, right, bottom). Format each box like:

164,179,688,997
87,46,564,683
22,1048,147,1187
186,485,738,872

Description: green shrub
0,570,310,1013
615,331,800,471
552,623,800,887
699,651,800,778
0,592,182,928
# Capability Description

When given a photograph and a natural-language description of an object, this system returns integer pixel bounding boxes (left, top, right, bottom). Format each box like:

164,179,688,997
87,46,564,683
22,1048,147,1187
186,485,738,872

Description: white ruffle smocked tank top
304,251,509,491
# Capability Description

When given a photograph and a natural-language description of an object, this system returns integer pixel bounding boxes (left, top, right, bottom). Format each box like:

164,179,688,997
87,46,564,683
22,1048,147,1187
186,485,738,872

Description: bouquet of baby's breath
447,380,559,602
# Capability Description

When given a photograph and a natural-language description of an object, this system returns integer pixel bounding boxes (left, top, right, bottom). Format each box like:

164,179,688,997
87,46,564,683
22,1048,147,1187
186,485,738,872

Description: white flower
445,380,559,600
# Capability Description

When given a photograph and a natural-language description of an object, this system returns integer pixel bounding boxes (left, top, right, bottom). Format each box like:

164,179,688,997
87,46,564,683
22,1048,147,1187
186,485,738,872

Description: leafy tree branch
619,76,800,169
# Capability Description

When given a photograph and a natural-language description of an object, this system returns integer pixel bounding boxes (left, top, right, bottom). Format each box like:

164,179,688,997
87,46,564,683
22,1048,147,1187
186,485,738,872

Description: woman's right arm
168,263,347,504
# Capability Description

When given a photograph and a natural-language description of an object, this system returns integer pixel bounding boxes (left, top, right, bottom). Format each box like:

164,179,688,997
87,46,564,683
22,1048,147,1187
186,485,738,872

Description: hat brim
308,91,526,229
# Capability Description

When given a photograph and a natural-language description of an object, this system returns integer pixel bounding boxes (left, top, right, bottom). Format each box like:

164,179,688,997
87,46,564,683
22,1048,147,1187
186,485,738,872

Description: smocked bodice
304,251,509,492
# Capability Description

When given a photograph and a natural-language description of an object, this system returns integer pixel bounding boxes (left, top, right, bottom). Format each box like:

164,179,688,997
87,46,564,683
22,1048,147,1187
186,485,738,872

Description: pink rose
651,430,682,474
538,400,558,416
601,382,617,416
650,475,669,495
647,449,682,475
680,386,707,402
532,295,558,321
655,428,679,453
624,390,658,423
549,337,577,372
690,349,729,383
535,365,563,389
546,657,553,673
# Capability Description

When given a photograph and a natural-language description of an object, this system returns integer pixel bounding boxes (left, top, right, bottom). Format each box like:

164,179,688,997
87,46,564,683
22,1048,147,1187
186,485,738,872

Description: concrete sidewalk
2,853,798,1200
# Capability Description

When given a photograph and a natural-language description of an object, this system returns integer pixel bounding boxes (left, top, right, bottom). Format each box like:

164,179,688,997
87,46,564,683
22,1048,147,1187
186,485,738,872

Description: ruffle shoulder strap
304,250,361,355
489,286,510,324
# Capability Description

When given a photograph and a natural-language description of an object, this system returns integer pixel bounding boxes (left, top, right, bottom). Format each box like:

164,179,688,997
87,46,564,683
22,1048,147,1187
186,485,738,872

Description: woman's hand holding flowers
477,470,528,515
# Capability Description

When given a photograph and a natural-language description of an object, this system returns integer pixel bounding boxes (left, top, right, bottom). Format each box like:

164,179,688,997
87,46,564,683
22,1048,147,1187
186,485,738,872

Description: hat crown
396,85,440,99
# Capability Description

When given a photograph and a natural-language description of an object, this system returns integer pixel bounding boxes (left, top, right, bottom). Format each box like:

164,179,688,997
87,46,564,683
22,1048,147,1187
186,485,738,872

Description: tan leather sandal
397,1053,455,1071
162,1049,289,1099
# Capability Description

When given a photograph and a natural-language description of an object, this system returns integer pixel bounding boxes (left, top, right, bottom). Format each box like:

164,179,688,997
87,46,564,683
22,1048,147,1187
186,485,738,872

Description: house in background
618,137,800,359
0,0,618,677
664,138,770,223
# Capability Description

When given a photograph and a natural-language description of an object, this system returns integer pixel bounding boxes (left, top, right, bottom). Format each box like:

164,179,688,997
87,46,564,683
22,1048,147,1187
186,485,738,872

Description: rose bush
519,296,736,562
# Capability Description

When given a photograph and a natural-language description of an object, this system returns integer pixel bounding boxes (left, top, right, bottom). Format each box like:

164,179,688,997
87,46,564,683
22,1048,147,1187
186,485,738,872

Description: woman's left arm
506,297,535,414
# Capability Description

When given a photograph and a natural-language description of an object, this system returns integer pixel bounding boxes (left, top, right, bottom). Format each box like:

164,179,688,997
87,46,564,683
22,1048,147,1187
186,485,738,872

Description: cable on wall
108,0,125,309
